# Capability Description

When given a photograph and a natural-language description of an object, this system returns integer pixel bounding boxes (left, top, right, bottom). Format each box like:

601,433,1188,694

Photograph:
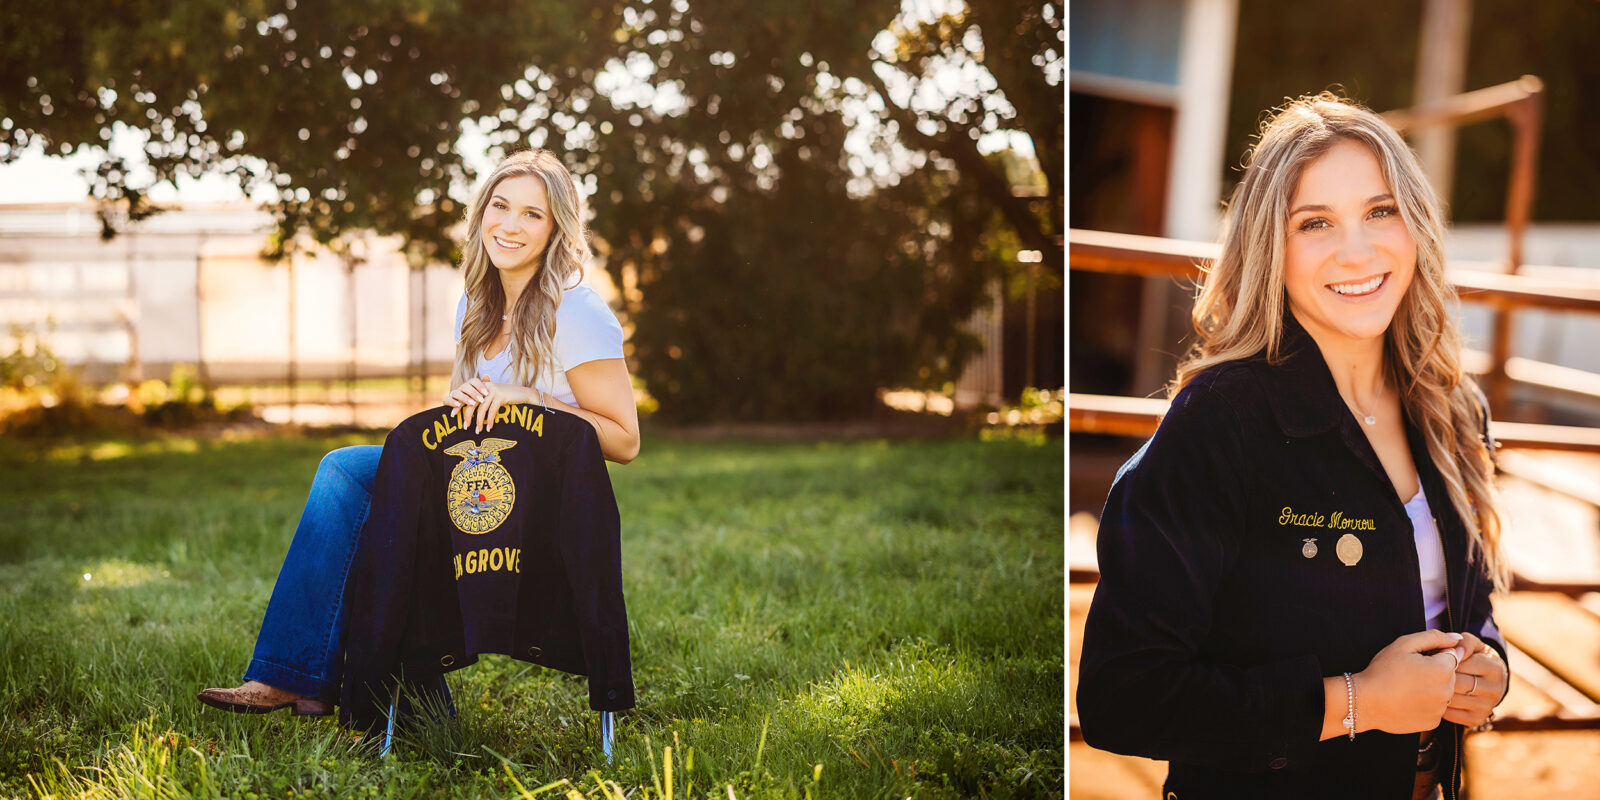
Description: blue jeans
245,444,452,709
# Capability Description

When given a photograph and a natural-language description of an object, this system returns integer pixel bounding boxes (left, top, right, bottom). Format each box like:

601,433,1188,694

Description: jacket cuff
1247,654,1325,771
590,679,636,712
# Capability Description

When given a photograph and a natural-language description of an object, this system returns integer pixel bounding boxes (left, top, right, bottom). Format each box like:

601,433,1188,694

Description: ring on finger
1467,675,1479,697
1443,651,1460,671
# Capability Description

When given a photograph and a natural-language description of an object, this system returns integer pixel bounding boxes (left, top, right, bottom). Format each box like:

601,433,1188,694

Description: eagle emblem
444,438,518,534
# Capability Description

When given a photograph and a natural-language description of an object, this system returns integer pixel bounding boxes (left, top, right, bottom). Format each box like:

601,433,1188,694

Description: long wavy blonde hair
1174,92,1507,591
451,149,590,393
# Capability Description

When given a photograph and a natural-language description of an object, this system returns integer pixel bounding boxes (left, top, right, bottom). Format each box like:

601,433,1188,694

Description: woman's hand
1354,630,1468,735
444,374,536,434
1443,631,1508,728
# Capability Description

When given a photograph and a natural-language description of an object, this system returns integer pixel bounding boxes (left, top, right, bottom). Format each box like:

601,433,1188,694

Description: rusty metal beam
1510,576,1600,598
1381,75,1545,135
1385,76,1546,413
1070,393,1600,453
1069,229,1600,313
1068,393,1170,438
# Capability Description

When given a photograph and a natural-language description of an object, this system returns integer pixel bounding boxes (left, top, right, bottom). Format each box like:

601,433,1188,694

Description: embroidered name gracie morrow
1279,507,1376,531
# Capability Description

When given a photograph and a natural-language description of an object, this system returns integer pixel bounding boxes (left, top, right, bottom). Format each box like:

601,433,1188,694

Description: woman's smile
1326,271,1390,299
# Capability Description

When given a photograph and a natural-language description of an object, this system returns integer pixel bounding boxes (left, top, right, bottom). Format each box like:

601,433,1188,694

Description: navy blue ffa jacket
340,403,635,733
1077,311,1505,800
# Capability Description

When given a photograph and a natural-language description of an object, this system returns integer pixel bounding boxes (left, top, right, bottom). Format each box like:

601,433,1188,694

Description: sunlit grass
78,558,169,589
0,430,1064,798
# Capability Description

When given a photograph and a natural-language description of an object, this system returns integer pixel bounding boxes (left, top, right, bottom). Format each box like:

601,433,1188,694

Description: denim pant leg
243,445,382,703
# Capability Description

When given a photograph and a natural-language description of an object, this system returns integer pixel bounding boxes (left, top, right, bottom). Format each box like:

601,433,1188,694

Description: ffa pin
1336,533,1364,566
1301,538,1318,558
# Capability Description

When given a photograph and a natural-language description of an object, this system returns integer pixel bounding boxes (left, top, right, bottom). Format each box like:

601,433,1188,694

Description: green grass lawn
0,428,1064,799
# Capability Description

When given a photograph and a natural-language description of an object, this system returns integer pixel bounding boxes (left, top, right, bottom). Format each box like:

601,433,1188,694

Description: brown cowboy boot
197,681,331,716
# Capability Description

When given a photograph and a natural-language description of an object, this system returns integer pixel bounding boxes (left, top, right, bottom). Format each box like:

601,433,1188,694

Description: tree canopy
2,0,1063,420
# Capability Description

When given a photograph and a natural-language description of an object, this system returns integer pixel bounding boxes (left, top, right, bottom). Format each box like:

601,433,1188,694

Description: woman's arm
542,358,640,464
1077,383,1325,769
446,358,640,464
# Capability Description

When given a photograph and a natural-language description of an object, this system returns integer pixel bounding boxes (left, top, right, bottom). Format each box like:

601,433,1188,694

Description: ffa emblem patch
444,438,518,534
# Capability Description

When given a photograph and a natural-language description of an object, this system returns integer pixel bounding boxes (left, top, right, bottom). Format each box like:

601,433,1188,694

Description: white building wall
1163,0,1239,242
0,203,619,385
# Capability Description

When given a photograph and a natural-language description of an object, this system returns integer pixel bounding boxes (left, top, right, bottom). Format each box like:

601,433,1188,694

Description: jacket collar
1258,310,1467,525
1258,308,1351,439
1254,308,1484,622
1258,310,1403,508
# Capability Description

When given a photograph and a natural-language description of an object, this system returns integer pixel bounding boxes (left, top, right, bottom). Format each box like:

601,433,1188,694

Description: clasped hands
444,374,539,434
1354,629,1507,734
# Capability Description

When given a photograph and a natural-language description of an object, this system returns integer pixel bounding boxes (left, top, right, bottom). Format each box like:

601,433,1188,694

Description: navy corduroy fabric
340,403,635,734
1077,310,1504,800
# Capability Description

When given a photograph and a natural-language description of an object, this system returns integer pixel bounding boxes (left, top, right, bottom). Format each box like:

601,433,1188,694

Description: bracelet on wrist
1342,672,1356,741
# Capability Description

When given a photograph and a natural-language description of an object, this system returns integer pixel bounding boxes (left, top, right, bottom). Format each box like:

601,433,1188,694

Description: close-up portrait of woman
1076,93,1511,800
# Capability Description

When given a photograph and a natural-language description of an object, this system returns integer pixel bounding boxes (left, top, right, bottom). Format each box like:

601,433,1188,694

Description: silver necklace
1353,380,1385,425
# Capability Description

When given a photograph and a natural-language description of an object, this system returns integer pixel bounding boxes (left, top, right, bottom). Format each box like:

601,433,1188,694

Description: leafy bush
0,324,62,391
621,147,997,423
0,354,254,437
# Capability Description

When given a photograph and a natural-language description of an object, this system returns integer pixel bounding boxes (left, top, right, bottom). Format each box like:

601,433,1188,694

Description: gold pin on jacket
1301,538,1318,558
1336,533,1363,566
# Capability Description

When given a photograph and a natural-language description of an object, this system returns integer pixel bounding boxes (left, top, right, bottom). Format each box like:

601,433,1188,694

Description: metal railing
1384,76,1547,412
1070,228,1600,410
1070,391,1600,454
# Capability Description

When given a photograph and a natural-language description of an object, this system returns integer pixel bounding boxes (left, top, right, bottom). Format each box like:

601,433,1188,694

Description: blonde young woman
199,149,639,716
1076,94,1509,800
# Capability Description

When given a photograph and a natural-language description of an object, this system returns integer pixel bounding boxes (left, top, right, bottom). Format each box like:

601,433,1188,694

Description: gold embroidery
1328,511,1376,531
1279,506,1376,531
422,406,544,450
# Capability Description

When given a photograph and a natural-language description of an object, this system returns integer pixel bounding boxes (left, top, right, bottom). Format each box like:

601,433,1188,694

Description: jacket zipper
1434,515,1460,800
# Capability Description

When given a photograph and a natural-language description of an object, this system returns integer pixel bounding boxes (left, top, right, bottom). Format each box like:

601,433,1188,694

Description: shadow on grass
0,432,1065,799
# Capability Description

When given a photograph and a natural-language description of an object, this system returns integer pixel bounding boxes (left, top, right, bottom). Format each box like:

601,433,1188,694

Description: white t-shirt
1407,484,1504,646
453,281,624,408
1407,485,1449,632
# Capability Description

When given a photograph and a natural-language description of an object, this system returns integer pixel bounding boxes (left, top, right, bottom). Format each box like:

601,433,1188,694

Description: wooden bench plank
1464,731,1600,798
1498,450,1600,509
1496,592,1600,703
1069,584,1094,724
1498,474,1600,588
1068,742,1167,798
1496,671,1564,721
1069,583,1169,796
1498,641,1599,722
